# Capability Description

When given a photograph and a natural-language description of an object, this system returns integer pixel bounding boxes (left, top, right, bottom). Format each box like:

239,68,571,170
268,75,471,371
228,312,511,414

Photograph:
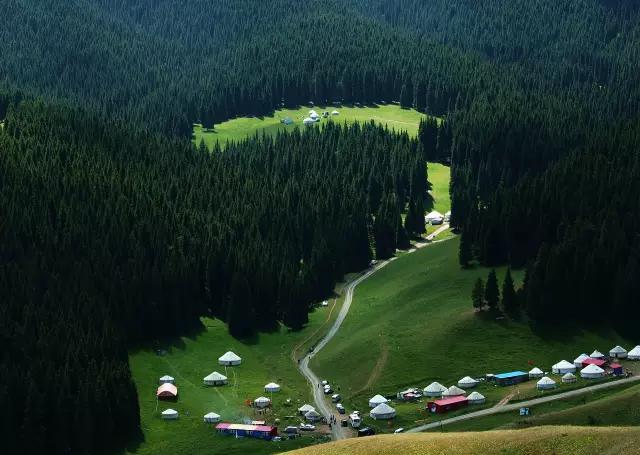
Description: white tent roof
369,394,388,405
574,354,589,364
370,402,396,415
458,376,477,384
629,345,640,356
467,391,485,401
581,364,605,374
424,382,447,393
264,382,280,390
529,367,543,375
537,376,556,386
443,385,466,396
309,110,318,115
204,412,220,419
162,409,178,416
553,360,575,370
218,351,241,362
298,404,315,413
303,117,315,124
305,409,321,418
160,375,174,381
204,371,227,381
254,396,271,404
610,345,627,354
562,372,576,380
425,211,444,220
331,110,339,115
590,350,604,358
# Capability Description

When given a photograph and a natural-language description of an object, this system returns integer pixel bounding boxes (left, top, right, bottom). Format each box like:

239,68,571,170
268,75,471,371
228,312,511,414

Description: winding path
297,225,451,440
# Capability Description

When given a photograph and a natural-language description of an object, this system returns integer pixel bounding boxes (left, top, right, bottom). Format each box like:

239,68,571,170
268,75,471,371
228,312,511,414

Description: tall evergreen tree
459,231,473,268
484,269,500,311
501,268,517,316
472,278,485,311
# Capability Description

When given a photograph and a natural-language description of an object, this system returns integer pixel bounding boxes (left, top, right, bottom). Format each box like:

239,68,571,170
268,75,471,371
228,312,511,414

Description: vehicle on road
358,427,375,437
332,393,341,402
349,412,361,428
299,423,316,431
336,403,345,414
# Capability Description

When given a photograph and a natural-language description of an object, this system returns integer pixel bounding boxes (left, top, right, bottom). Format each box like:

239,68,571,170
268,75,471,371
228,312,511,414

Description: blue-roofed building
492,371,529,386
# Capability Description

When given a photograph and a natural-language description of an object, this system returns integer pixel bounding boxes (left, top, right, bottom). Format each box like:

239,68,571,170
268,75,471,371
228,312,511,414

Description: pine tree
227,272,255,339
485,269,499,311
472,278,484,311
501,268,517,316
459,231,472,268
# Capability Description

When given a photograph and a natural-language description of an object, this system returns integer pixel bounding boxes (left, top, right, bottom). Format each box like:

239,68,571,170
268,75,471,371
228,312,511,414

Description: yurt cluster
378,344,639,417
301,109,340,126
157,350,283,439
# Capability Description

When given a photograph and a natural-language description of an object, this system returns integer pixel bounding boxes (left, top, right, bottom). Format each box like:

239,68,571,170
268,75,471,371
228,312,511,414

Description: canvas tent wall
423,382,447,397
254,396,271,408
218,351,242,366
609,345,628,359
303,117,315,126
369,403,396,420
159,375,175,384
561,373,577,383
304,410,321,422
457,376,478,388
298,404,315,415
528,368,544,378
628,346,640,360
552,360,576,374
204,412,221,423
467,391,485,404
573,354,589,368
264,382,281,393
536,377,556,390
580,364,605,379
161,409,179,420
368,394,388,408
203,371,228,386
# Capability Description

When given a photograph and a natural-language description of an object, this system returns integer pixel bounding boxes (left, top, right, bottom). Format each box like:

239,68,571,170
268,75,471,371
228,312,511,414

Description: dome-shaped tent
552,360,576,374
457,376,478,389
161,408,179,420
331,110,340,115
580,364,605,379
368,394,388,408
156,383,178,399
254,396,271,408
303,117,316,126
370,402,396,420
609,345,628,359
628,346,640,360
159,375,175,384
305,409,322,422
264,382,280,393
443,385,466,397
218,351,242,366
590,350,605,359
561,372,577,383
298,404,315,415
203,412,221,423
573,354,589,368
203,371,228,386
536,376,556,390
467,391,486,405
423,382,447,397
528,367,544,379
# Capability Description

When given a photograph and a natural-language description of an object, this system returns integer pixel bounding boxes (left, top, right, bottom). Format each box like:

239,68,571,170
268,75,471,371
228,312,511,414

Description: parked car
272,436,282,442
284,426,299,434
323,385,333,394
394,428,405,434
299,424,316,431
341,419,348,427
331,393,341,402
357,427,376,437
336,403,345,414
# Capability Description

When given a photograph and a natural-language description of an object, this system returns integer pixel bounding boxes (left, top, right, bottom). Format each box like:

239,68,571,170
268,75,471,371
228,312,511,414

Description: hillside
285,426,640,455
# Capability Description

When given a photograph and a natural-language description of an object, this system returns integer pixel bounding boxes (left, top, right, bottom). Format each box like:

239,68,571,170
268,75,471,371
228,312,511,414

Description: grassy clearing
427,163,450,214
193,104,428,150
126,306,342,455
286,426,640,455
310,236,633,433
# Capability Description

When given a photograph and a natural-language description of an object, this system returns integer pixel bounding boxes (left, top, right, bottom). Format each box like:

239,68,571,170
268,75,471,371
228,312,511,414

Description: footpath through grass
310,236,633,433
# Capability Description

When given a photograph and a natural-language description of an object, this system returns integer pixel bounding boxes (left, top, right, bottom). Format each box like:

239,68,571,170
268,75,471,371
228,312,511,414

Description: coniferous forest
1,0,640,453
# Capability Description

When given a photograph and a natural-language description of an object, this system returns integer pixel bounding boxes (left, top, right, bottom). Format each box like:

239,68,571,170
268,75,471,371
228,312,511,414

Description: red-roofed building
582,358,607,368
215,423,278,440
609,363,624,375
156,383,178,399
426,396,468,414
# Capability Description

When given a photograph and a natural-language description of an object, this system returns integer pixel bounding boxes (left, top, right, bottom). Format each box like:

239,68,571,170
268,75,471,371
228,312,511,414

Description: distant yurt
370,403,396,420
590,350,605,359
580,364,605,379
628,346,640,360
156,383,178,399
304,409,322,422
609,345,628,359
423,382,447,397
369,394,388,408
254,396,271,408
443,385,466,397
161,409,179,420
303,117,315,126
536,376,557,390
425,211,444,224
573,354,589,368
331,110,340,115
203,412,221,423
203,371,228,386
309,112,320,120
561,372,577,383
528,367,544,379
218,351,242,366
552,360,576,374
309,110,318,116
298,404,315,415
467,391,486,405
457,376,478,389
264,382,281,393
159,375,175,384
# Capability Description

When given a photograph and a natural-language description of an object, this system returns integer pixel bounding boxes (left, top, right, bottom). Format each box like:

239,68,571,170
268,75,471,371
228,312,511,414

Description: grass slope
427,162,450,214
285,426,640,455
193,104,428,149
310,237,633,432
127,307,342,455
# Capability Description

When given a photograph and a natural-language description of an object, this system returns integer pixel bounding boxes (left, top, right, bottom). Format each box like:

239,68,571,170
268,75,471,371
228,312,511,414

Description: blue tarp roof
494,371,527,379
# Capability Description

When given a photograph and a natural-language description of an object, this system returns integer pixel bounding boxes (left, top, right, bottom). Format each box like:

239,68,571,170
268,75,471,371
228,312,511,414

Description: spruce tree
501,268,517,316
459,231,472,268
472,278,484,311
485,269,500,311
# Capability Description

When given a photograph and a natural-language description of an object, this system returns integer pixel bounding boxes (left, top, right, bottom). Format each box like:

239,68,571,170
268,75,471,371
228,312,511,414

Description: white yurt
552,360,576,374
159,375,175,384
298,404,315,415
590,350,605,359
443,385,466,397
425,211,444,223
309,110,318,116
580,364,605,379
304,409,322,422
203,412,221,423
254,396,271,408
331,110,340,115
203,371,228,386
536,376,557,390
309,112,320,121
423,382,447,397
561,372,577,383
528,367,544,379
303,117,316,126
628,346,640,360
161,409,179,420
370,402,396,420
457,376,478,389
609,345,628,359
467,391,486,405
368,394,388,408
264,382,280,393
573,354,589,368
218,351,242,366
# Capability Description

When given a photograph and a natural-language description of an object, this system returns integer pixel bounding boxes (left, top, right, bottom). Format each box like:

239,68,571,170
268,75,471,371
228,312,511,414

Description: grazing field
310,236,634,433
286,426,640,455
127,306,342,455
427,162,450,214
193,104,429,149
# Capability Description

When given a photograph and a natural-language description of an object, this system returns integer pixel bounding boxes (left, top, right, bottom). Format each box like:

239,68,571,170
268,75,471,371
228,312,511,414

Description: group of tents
302,109,339,126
